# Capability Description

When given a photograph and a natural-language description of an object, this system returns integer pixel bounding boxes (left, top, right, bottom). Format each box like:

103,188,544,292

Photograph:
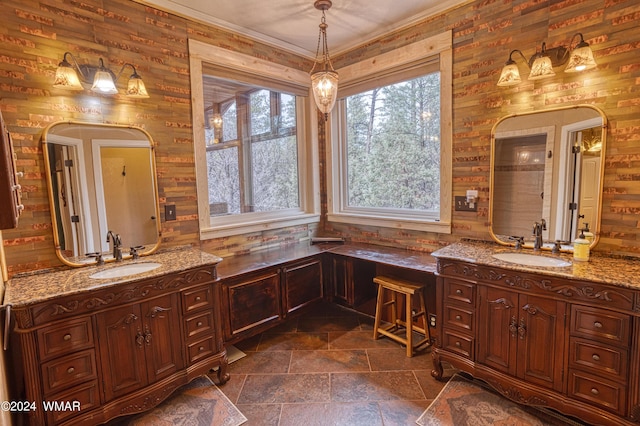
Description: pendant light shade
311,70,339,116
310,0,338,121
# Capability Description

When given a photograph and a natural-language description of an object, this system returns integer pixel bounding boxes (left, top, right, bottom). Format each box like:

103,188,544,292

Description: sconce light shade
311,70,339,116
497,62,522,87
528,56,555,80
126,74,150,98
53,65,83,90
565,42,597,73
91,70,118,94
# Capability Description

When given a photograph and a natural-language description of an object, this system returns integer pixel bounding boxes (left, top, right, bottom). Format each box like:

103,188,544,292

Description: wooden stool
372,275,432,357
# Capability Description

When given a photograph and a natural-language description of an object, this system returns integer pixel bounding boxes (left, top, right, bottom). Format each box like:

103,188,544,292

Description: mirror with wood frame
42,122,161,267
489,105,606,251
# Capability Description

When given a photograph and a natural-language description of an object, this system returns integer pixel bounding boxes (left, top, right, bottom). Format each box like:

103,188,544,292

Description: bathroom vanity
431,241,640,426
4,247,227,426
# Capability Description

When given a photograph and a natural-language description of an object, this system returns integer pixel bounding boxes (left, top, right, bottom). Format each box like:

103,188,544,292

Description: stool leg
406,293,413,357
373,284,384,340
421,289,432,345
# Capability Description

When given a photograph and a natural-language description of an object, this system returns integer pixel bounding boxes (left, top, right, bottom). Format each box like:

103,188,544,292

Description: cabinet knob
593,321,603,329
455,341,461,347
455,315,461,321
591,388,599,395
195,296,202,302
455,289,462,295
67,367,75,374
199,346,205,352
592,354,600,361
197,321,203,327
63,333,72,341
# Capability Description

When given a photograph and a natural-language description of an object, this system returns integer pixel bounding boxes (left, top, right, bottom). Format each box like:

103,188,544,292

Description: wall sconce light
53,52,150,98
309,0,338,121
497,33,597,87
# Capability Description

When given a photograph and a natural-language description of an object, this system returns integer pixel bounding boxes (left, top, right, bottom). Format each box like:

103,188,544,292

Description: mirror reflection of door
556,119,603,241
93,142,158,253
47,137,95,257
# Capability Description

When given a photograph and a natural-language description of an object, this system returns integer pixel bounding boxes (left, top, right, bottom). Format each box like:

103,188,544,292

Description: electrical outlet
165,204,177,221
429,314,437,328
455,195,477,212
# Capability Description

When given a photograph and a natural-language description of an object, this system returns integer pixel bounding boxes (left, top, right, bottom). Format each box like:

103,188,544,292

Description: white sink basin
89,262,162,279
492,252,571,268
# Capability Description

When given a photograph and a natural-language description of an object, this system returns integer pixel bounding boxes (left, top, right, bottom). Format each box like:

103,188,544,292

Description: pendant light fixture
309,0,338,121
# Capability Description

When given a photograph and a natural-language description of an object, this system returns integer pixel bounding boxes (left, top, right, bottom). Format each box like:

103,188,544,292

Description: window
189,40,320,239
327,31,452,233
205,87,299,216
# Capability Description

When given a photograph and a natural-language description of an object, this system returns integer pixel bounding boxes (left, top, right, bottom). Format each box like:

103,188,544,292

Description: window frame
326,31,452,234
189,39,320,240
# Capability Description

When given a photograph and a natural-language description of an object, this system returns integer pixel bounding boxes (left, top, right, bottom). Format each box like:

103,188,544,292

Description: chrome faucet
106,230,123,262
533,219,546,250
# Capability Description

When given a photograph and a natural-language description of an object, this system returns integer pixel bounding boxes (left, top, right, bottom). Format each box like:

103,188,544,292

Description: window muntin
204,84,300,217
344,73,441,216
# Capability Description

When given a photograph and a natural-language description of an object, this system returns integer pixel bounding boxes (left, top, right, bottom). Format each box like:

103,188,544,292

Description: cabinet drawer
45,381,100,425
442,329,474,359
569,338,627,381
568,369,626,415
37,317,94,361
570,305,629,345
187,336,216,364
445,280,475,305
185,311,214,340
443,304,474,332
41,349,97,395
182,284,213,314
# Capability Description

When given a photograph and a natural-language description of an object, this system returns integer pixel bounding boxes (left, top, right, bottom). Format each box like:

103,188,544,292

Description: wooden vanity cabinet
9,265,228,426
432,258,639,426
221,256,323,343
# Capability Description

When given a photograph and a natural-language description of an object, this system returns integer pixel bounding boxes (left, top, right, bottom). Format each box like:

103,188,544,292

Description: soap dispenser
582,223,594,243
573,229,590,262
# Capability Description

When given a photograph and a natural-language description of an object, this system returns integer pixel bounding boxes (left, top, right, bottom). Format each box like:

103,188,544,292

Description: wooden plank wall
0,0,639,277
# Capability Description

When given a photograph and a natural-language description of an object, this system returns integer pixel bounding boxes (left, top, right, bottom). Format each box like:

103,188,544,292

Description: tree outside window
344,72,441,214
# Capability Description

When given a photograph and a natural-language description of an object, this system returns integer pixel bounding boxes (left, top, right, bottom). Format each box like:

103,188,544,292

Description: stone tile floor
213,301,447,426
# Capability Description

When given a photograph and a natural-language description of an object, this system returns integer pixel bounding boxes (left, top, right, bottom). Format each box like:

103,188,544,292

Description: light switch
165,205,177,221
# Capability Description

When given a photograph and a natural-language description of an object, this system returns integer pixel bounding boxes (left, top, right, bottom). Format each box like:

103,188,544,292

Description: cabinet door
96,303,148,401
142,293,183,381
331,256,351,305
478,286,518,376
517,294,566,392
283,259,323,315
223,271,282,339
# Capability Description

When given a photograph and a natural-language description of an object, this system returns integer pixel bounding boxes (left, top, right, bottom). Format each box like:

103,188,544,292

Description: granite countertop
432,240,640,289
5,247,223,307
327,243,437,273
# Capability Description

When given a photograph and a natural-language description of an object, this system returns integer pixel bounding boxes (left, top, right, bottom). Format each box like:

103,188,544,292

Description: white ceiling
140,0,468,58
